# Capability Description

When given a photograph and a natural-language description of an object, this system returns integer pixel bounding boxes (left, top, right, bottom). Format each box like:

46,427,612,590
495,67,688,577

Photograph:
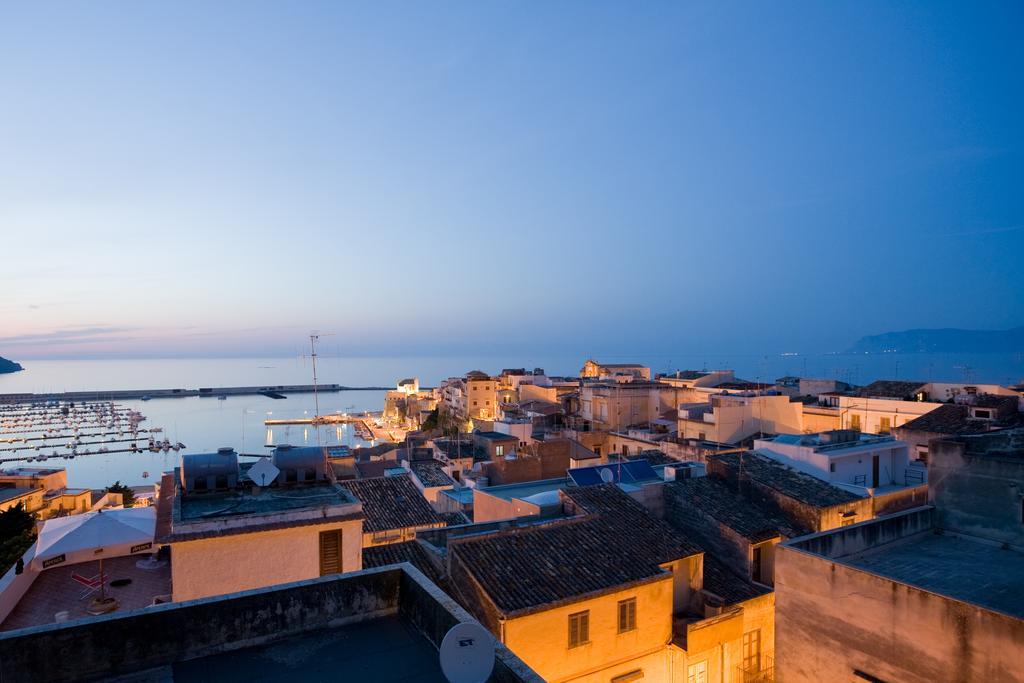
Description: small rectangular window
319,530,342,576
568,610,589,648
687,661,707,683
879,417,891,434
495,445,504,457
850,414,861,431
829,462,836,473
617,597,637,633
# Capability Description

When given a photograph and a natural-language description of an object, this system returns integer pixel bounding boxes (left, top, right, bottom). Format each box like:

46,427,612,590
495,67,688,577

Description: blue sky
2,2,1022,359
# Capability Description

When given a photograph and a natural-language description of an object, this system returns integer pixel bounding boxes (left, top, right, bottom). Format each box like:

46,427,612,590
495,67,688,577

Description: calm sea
1,353,1021,489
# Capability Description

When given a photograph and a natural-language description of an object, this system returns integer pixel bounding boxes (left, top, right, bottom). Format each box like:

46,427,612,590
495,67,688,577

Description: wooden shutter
319,530,341,575
569,611,589,647
618,598,637,632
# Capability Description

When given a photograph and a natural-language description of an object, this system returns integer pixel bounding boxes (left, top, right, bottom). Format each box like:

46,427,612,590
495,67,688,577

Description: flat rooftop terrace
1,555,171,631
843,531,1024,619
178,482,358,521
173,616,447,682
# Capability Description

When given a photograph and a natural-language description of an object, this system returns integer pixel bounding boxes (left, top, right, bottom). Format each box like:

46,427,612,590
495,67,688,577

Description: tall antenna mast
310,333,321,419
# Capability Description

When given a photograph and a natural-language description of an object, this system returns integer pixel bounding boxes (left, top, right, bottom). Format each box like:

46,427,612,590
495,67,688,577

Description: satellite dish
600,467,615,483
439,622,494,683
247,457,280,486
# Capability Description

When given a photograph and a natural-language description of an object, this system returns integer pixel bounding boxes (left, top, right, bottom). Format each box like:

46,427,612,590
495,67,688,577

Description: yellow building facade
503,577,674,683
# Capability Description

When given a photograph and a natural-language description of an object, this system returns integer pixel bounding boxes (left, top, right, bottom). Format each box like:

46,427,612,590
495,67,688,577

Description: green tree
0,503,36,576
421,408,440,432
106,481,136,508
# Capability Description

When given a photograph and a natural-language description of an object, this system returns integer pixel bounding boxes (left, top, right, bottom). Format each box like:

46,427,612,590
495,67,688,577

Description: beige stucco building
678,393,804,444
157,448,365,603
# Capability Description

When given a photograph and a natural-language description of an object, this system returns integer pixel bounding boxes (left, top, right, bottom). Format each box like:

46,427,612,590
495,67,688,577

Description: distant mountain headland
0,356,23,374
849,327,1024,354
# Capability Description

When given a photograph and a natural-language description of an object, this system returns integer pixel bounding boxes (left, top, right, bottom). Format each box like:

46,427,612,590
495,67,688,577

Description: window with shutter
618,597,637,633
319,530,342,575
568,610,589,648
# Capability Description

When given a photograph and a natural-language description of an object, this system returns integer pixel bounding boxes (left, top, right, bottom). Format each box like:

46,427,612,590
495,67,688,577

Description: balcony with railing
737,654,774,682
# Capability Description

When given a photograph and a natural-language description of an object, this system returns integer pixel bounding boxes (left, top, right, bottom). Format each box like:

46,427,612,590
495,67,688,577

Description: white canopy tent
31,507,156,573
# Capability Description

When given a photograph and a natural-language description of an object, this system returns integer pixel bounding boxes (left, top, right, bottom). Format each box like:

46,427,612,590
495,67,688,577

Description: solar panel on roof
567,460,660,487
621,459,658,482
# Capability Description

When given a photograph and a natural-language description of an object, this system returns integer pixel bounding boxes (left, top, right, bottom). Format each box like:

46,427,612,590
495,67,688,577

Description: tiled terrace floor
1,555,171,631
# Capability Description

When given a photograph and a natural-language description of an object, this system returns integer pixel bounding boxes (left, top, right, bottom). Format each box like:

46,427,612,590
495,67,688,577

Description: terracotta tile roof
362,540,442,585
451,484,700,614
439,511,470,526
410,460,454,488
616,450,679,466
709,451,863,507
663,476,809,542
857,380,927,399
701,553,771,605
342,474,444,533
899,400,1022,435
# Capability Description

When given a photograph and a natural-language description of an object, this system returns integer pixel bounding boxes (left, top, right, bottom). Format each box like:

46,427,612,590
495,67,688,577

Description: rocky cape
849,327,1024,354
0,356,23,374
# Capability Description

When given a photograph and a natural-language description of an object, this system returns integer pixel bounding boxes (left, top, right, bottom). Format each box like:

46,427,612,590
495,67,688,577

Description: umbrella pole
99,557,105,600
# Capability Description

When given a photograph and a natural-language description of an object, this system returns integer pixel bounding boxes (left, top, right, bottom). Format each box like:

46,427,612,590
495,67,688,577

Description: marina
0,401,172,467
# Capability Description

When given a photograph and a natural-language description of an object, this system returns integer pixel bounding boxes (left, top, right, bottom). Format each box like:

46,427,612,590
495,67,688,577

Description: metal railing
737,655,774,682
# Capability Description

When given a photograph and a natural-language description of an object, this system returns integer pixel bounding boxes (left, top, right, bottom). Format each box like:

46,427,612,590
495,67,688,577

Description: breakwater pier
0,384,391,404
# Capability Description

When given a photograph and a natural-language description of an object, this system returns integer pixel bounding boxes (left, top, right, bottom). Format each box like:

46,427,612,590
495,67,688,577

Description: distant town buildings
2,359,1023,681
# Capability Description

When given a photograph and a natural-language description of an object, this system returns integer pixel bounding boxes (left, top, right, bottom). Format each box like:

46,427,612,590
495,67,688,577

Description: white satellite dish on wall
439,622,495,683
600,467,615,483
246,457,280,486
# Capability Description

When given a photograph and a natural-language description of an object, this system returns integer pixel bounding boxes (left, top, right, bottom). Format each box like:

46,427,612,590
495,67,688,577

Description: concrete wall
0,542,38,625
801,406,841,433
784,506,934,560
930,435,1024,547
483,450,568,485
0,566,540,683
473,489,516,523
776,537,1024,683
872,483,929,517
171,518,363,601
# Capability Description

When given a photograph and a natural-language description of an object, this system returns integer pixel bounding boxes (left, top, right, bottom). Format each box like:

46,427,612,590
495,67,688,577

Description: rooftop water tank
271,444,328,485
180,447,239,494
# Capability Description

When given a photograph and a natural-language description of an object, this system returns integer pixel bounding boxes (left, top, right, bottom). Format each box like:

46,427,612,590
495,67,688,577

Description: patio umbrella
31,507,157,598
